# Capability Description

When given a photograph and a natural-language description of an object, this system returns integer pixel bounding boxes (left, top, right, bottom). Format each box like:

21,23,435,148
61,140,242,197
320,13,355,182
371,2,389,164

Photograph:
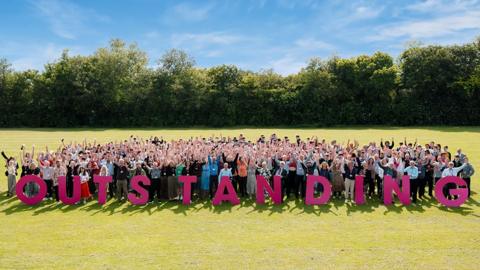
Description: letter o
16,175,47,205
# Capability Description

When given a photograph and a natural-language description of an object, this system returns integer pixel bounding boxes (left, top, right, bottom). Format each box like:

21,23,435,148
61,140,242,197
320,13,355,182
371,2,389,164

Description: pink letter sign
178,176,197,205
58,176,81,205
94,175,112,205
435,176,468,207
256,175,282,204
355,175,365,205
16,175,47,205
128,175,151,205
212,176,240,205
383,175,411,206
305,175,331,205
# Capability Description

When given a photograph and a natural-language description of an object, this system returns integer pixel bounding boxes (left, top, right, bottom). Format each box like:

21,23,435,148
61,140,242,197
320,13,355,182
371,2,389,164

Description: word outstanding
16,174,467,208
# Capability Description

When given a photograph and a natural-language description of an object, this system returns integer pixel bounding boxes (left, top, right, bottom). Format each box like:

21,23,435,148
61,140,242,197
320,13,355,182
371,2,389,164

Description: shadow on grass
1,192,480,217
345,198,380,216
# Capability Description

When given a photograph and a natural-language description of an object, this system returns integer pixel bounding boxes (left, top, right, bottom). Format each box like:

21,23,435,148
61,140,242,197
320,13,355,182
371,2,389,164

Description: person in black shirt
343,161,357,203
115,159,129,201
380,138,395,150
66,160,79,197
164,162,177,200
424,158,434,197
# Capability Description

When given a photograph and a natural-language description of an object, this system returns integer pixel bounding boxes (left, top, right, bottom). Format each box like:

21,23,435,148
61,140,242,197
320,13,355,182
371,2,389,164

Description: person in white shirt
39,161,55,200
441,161,468,200
218,163,232,184
441,161,467,177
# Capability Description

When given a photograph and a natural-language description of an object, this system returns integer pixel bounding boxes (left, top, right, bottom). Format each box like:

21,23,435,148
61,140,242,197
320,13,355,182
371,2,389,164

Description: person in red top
79,167,91,204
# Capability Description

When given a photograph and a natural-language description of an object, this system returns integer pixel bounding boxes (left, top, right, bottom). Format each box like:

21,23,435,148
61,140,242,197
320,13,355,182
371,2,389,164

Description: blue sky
1,0,479,75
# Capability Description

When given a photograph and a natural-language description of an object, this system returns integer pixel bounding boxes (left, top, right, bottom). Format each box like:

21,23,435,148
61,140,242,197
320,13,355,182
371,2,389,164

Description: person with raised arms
7,134,473,209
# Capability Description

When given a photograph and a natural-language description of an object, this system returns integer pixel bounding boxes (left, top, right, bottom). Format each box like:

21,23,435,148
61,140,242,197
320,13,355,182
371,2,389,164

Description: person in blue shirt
460,157,475,197
208,154,221,198
405,161,419,203
200,159,210,200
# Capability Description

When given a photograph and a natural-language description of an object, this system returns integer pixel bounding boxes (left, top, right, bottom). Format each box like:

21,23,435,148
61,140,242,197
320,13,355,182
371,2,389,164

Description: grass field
0,127,479,269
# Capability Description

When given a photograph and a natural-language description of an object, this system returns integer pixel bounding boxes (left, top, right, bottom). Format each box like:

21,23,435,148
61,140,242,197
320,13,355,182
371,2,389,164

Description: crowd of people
1,134,475,205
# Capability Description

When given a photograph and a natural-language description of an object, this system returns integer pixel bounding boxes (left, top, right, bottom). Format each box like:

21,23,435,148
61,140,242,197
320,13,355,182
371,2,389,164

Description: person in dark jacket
343,161,358,203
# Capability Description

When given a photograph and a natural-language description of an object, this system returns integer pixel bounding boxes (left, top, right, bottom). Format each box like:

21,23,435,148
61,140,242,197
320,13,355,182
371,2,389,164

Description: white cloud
31,0,109,39
368,10,480,40
12,44,62,70
204,50,224,57
269,54,306,76
406,0,478,13
406,0,442,12
294,38,335,51
1,41,89,71
327,4,384,30
171,32,245,49
167,3,214,22
352,5,383,20
276,0,321,10
266,38,335,75
145,31,160,39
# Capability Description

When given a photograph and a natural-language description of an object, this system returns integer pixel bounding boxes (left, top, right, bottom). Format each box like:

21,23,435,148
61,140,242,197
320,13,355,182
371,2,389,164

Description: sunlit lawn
0,127,479,269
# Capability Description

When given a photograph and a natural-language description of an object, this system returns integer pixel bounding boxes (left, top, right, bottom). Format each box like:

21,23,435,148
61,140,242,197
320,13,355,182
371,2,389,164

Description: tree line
0,38,479,127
